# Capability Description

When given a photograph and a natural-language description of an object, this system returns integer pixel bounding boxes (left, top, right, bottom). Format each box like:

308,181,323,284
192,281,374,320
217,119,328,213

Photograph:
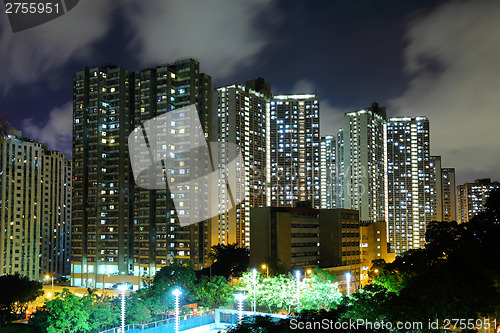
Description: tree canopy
0,273,44,314
207,243,249,278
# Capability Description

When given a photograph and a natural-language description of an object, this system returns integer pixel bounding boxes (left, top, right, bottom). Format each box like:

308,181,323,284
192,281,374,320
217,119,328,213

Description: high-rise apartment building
42,150,72,278
131,59,211,274
430,156,443,222
268,94,320,208
320,135,336,209
338,103,386,223
457,179,500,223
211,79,269,248
337,128,345,209
72,58,211,289
441,168,456,222
385,117,433,253
0,132,71,280
430,156,457,222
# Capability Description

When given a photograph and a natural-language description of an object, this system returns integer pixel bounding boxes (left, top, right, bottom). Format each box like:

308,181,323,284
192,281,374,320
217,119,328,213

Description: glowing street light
172,288,182,333
295,270,301,314
345,272,352,297
235,293,247,324
252,269,257,315
45,275,54,298
117,284,128,333
306,269,312,278
261,264,268,278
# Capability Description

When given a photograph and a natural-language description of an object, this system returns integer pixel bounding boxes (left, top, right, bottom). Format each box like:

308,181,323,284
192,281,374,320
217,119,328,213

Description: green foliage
208,243,249,278
262,256,287,276
88,295,120,331
0,274,44,314
29,289,119,333
194,275,234,309
372,268,411,294
341,284,397,323
141,260,196,314
38,289,91,333
125,294,152,324
300,268,343,311
237,268,342,314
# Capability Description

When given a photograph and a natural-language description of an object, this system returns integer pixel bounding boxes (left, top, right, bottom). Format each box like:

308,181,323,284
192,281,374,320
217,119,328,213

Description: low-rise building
359,222,395,286
249,206,361,286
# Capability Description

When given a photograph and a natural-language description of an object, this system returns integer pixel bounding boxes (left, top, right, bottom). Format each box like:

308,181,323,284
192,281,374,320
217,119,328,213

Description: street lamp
251,269,257,315
234,293,247,324
345,272,352,297
306,269,312,278
102,274,110,293
117,284,128,333
261,264,268,278
295,271,301,314
45,275,54,298
172,288,182,333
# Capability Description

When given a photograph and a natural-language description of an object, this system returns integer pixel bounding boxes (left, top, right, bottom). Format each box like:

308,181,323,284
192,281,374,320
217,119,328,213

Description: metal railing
99,310,214,333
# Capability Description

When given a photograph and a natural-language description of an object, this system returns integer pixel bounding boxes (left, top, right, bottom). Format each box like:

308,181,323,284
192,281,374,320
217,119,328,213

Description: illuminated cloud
22,101,72,156
0,0,116,93
390,0,500,183
123,0,275,77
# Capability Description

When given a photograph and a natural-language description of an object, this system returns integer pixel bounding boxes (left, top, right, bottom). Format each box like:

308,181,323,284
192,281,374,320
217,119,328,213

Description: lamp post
172,288,182,333
345,272,352,298
261,264,268,278
306,269,312,279
45,275,54,298
252,269,257,315
102,274,111,293
117,284,128,333
295,270,301,314
235,293,247,324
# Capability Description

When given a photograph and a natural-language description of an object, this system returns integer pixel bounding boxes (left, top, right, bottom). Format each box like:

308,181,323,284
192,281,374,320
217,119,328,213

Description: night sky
1,0,499,185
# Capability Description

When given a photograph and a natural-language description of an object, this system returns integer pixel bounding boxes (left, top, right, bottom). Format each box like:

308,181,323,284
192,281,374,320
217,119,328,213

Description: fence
99,310,215,333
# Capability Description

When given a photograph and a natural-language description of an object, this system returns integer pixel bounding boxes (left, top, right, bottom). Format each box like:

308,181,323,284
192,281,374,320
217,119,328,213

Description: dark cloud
122,0,274,77
389,0,500,184
0,0,116,93
22,101,72,156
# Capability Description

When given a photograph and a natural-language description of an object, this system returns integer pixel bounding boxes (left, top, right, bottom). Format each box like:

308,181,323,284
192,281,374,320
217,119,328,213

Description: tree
88,294,120,332
125,293,152,324
262,256,287,276
0,273,44,314
30,290,120,333
372,193,500,323
139,260,196,317
300,267,342,311
340,284,397,324
194,275,234,309
32,289,92,333
208,243,249,278
237,268,342,314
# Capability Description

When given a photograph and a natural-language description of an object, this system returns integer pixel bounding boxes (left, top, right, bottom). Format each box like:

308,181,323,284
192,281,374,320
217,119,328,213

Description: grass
0,324,38,333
